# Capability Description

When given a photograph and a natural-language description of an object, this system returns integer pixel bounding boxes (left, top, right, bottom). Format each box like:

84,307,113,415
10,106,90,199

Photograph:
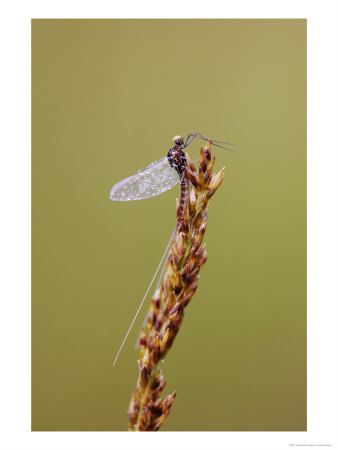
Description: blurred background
32,19,306,431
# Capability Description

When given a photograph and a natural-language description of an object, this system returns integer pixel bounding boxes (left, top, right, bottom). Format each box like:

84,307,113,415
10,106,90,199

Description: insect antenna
113,226,177,367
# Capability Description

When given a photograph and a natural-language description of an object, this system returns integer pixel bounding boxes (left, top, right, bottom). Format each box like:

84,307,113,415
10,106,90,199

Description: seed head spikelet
128,141,225,431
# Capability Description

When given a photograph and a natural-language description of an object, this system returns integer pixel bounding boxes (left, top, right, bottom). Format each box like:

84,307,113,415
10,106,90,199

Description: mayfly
110,132,236,366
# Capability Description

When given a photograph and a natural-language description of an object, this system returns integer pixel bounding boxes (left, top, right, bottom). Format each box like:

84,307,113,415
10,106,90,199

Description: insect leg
186,132,237,153
184,133,198,147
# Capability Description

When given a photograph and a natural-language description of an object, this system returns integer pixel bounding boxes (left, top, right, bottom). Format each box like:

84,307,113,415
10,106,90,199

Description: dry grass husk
128,141,225,431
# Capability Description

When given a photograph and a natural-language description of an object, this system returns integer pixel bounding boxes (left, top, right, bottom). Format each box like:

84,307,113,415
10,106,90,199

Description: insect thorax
167,145,186,176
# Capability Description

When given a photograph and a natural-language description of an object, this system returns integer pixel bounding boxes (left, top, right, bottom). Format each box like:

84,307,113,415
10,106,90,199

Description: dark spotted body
167,137,189,222
167,137,187,177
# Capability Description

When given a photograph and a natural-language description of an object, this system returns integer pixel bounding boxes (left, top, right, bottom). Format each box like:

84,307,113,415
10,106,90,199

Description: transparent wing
109,157,180,201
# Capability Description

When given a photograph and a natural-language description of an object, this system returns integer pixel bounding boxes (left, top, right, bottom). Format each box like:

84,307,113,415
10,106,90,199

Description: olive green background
32,19,306,431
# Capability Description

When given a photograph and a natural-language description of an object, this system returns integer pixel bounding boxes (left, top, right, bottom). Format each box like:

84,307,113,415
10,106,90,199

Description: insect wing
109,157,180,201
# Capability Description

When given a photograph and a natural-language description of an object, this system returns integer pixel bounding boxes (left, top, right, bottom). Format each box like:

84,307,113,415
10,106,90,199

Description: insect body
167,135,187,176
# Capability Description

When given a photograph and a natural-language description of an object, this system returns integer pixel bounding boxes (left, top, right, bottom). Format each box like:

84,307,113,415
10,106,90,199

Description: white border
1,1,337,449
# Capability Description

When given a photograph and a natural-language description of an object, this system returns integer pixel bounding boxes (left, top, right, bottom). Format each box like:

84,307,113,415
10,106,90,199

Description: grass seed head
128,140,225,431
